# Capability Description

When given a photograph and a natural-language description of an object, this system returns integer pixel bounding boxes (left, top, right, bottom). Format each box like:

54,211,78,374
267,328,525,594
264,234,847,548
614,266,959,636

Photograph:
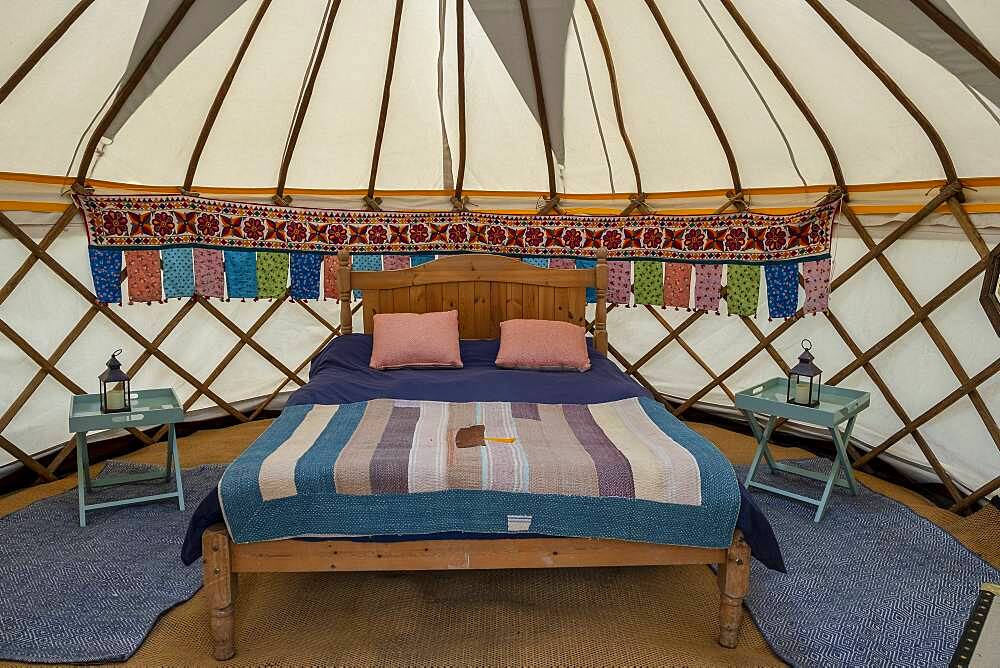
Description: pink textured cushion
370,310,463,370
495,319,591,372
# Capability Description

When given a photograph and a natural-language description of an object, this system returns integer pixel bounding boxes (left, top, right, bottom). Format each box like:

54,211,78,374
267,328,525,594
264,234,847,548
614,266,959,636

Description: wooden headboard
337,250,608,355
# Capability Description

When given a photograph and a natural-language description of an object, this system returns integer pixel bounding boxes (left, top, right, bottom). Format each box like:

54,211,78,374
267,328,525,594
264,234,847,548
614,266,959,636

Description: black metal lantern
99,349,131,414
786,339,822,407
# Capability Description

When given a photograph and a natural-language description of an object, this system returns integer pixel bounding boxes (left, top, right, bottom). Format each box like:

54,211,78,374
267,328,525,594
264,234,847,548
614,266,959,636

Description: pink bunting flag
382,255,411,271
663,263,692,309
124,250,162,304
607,261,631,305
802,258,832,314
694,264,724,313
193,249,224,298
548,258,576,269
323,255,339,300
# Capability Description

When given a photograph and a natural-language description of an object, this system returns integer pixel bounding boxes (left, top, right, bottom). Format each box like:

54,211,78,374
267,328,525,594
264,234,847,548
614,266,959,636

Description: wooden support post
594,248,608,355
717,531,750,649
339,249,353,334
203,524,237,661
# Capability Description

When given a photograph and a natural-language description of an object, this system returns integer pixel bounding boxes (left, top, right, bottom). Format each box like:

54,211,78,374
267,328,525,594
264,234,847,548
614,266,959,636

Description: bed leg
203,524,236,660
717,530,750,649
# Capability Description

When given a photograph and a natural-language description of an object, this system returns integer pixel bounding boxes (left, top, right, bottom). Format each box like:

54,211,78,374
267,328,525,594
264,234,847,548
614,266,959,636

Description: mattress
182,335,784,571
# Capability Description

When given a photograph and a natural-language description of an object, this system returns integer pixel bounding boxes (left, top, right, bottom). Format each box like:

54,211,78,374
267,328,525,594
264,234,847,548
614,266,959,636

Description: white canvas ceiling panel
190,0,327,187
92,0,261,185
0,1,146,178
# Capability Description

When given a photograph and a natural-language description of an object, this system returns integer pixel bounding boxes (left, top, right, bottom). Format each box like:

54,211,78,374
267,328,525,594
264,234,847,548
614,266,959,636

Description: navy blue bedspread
183,335,784,571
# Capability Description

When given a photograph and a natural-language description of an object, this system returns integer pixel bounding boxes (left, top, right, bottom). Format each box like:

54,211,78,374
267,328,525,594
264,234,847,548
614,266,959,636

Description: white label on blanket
507,515,532,532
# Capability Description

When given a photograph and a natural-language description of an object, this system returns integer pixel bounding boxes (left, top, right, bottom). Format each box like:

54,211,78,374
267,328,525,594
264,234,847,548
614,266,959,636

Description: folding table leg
743,412,778,486
169,424,185,511
75,432,88,527
829,416,860,496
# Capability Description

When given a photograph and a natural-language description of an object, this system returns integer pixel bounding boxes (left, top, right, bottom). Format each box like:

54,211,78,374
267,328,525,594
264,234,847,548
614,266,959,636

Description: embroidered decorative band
74,193,838,263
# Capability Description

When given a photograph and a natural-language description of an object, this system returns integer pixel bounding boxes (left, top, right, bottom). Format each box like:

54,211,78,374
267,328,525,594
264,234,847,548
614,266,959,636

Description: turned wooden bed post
338,249,352,334
717,530,750,648
203,524,236,660
594,248,608,356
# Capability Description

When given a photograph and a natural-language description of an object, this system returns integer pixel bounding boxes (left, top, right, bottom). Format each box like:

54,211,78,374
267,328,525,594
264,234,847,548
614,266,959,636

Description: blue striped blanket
219,396,741,548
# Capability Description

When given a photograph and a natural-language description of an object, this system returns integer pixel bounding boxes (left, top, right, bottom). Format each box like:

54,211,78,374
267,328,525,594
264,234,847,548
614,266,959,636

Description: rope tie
362,195,383,212
621,193,652,216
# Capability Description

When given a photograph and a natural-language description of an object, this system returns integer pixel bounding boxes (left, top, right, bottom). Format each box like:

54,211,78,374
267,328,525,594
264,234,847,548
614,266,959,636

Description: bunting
693,264,723,313
663,263,692,309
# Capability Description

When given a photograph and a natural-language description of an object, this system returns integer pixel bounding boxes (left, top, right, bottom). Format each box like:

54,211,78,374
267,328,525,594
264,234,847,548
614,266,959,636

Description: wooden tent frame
1,1,998,514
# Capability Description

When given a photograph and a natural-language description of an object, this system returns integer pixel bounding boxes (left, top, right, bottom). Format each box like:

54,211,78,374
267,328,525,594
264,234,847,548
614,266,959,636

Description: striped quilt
219,396,741,548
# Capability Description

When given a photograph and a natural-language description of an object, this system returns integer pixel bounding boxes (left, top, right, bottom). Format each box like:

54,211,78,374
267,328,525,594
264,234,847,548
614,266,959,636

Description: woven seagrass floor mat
3,419,997,667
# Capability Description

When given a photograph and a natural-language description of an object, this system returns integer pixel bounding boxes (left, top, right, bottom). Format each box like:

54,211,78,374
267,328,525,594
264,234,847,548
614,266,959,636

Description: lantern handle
112,348,123,357
801,338,812,351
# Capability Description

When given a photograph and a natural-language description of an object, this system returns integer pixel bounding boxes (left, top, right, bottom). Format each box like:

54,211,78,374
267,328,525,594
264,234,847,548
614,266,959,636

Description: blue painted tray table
68,388,185,527
734,378,870,522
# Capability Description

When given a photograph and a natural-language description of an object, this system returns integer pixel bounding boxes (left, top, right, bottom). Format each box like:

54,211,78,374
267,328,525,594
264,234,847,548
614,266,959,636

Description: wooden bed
202,249,750,660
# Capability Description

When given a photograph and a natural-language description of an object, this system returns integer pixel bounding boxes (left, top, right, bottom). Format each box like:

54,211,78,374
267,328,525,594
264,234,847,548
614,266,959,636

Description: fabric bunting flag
548,258,575,269
633,261,664,305
764,262,799,319
193,249,224,298
663,263,692,309
161,248,194,299
290,253,322,300
802,258,832,314
410,254,435,267
88,247,122,304
382,255,411,271
124,250,162,304
607,261,631,305
323,254,339,300
352,254,382,299
522,258,548,268
256,252,289,299
693,264,723,313
576,258,597,303
224,250,257,300
726,265,760,316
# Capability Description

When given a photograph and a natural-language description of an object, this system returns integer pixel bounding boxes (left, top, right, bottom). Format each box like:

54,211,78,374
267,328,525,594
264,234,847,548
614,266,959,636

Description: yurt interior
2,1,999,666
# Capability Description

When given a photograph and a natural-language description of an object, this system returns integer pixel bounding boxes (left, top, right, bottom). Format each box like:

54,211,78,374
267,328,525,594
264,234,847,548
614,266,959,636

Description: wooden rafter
517,0,560,205
453,0,468,204
643,0,741,194
582,0,643,199
274,0,342,202
365,0,406,207
184,0,272,193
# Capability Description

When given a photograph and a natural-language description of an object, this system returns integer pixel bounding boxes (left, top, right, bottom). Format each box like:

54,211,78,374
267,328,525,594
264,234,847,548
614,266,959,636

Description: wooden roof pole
273,0,341,205
804,0,961,196
908,0,1000,80
582,0,648,215
73,0,196,192
517,0,561,213
643,0,742,201
0,0,95,106
183,0,272,194
452,0,469,210
364,0,405,212
719,0,845,197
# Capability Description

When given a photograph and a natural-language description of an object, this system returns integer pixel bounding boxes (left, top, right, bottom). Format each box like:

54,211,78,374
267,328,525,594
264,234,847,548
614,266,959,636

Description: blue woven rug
0,461,224,664
739,458,1000,668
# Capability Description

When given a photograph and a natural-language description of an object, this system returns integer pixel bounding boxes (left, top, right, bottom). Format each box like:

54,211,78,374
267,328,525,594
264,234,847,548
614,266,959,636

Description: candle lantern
99,349,131,414
786,339,821,407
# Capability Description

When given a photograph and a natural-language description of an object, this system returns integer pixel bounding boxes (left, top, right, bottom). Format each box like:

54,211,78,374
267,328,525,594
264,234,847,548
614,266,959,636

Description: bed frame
202,249,751,660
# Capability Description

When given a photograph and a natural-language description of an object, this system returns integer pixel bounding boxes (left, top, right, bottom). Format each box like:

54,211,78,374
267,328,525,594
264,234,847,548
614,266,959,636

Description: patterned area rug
739,459,1000,668
0,462,224,663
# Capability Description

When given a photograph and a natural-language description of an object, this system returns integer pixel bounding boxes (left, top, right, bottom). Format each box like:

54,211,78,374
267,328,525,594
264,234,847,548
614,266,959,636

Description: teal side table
734,378,870,522
68,388,185,527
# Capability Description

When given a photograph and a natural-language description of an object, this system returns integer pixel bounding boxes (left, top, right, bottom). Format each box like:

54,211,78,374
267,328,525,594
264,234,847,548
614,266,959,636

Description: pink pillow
370,310,463,370
495,319,591,372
